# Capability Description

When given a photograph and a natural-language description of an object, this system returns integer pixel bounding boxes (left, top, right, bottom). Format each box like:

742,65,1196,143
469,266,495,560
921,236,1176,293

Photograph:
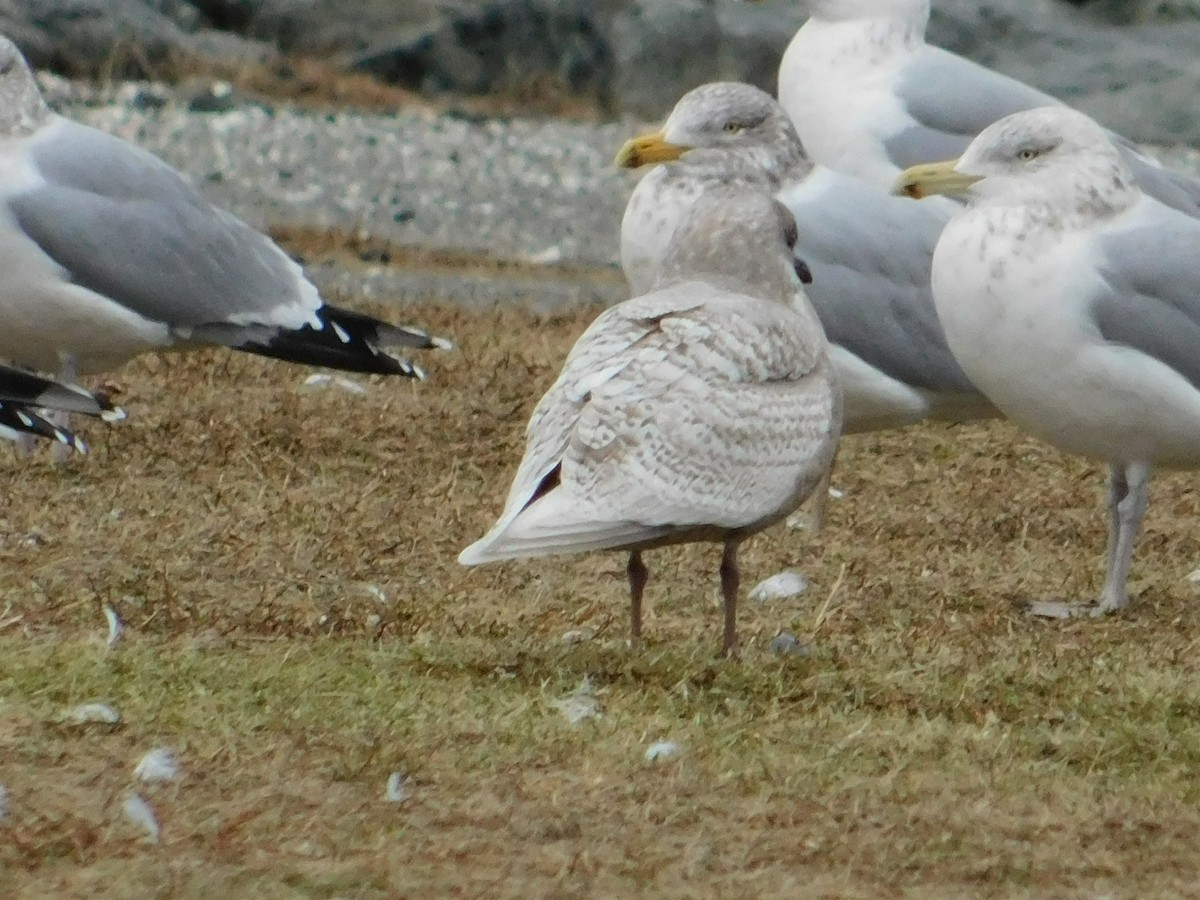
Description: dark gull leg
627,551,647,649
720,541,740,658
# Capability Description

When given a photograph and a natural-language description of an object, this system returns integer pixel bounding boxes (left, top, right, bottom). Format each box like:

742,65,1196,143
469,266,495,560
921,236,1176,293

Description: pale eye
722,122,743,134
1018,147,1039,162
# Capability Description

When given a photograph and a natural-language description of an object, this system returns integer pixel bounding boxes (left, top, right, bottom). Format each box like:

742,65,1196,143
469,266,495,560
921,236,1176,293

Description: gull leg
49,357,79,464
14,432,36,458
809,467,833,533
1093,462,1150,616
627,551,648,649
719,541,740,658
788,451,837,533
1028,464,1148,619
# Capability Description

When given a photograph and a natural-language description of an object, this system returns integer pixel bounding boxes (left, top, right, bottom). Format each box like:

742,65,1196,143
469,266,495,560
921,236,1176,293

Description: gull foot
1025,599,1125,619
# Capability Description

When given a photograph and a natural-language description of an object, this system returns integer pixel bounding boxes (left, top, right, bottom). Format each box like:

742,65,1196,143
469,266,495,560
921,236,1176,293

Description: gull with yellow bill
460,188,840,657
896,105,1200,618
764,0,1200,215
616,81,993,434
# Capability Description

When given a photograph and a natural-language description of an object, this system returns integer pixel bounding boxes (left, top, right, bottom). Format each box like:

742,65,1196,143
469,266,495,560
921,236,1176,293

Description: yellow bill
614,130,691,168
893,159,983,200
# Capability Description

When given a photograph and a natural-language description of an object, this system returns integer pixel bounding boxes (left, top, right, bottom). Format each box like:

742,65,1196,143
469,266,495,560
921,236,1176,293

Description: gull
0,363,121,453
769,0,1200,215
616,81,994,434
0,34,449,390
895,105,1200,618
459,188,841,656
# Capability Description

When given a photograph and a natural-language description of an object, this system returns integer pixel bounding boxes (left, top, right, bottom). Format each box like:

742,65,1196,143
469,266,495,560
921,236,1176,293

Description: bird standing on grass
0,34,449,398
766,0,1200,214
896,105,1200,618
460,188,841,657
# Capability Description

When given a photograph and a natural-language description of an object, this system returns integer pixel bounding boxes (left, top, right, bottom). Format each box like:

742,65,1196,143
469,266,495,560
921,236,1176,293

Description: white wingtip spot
16,411,33,428
101,406,127,423
331,321,351,344
431,336,455,351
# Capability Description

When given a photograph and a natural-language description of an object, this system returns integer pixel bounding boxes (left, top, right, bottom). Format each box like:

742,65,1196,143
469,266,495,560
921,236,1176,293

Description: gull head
0,36,49,137
894,107,1137,218
653,186,806,301
615,82,808,182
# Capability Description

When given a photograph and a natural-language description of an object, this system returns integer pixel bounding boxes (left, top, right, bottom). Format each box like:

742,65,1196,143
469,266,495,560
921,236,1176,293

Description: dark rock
931,0,1200,144
0,0,274,77
351,2,611,104
6,0,1200,145
715,2,805,97
0,0,189,76
185,79,238,112
607,0,719,116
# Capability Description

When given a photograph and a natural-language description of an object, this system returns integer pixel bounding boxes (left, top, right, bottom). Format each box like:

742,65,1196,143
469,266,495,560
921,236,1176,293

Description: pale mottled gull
0,363,121,454
460,188,841,656
0,35,450,387
617,82,994,434
896,105,1200,618
769,0,1200,215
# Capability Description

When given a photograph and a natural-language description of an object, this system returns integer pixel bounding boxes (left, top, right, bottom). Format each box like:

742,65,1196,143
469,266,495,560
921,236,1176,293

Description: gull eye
1018,147,1039,162
722,122,743,134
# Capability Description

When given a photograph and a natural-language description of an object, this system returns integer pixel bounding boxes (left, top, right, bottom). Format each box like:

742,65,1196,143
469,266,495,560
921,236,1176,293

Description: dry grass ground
5,294,1200,897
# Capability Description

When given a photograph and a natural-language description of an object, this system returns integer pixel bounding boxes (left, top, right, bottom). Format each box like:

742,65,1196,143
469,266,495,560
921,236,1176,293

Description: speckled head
0,35,49,138
654,186,803,301
955,106,1137,214
657,82,810,183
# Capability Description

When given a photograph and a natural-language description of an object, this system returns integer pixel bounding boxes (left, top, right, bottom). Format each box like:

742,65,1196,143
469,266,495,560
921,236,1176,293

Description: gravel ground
43,76,647,310
38,75,1200,312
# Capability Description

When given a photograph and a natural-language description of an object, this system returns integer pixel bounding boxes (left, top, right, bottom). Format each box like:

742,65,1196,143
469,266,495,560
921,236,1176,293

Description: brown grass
4,294,1200,897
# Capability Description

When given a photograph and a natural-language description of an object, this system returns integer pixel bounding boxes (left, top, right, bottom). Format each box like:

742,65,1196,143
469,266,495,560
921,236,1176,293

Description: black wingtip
0,367,109,418
1,402,86,453
227,305,451,377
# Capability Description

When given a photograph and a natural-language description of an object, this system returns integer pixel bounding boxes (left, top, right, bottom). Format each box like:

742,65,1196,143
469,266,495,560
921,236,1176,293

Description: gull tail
193,306,453,378
459,488,669,565
0,401,86,454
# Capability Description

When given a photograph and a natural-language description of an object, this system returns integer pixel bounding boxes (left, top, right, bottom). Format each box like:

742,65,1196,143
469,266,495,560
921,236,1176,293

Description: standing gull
617,82,993,433
459,188,841,656
896,105,1200,618
0,35,449,388
766,0,1200,215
